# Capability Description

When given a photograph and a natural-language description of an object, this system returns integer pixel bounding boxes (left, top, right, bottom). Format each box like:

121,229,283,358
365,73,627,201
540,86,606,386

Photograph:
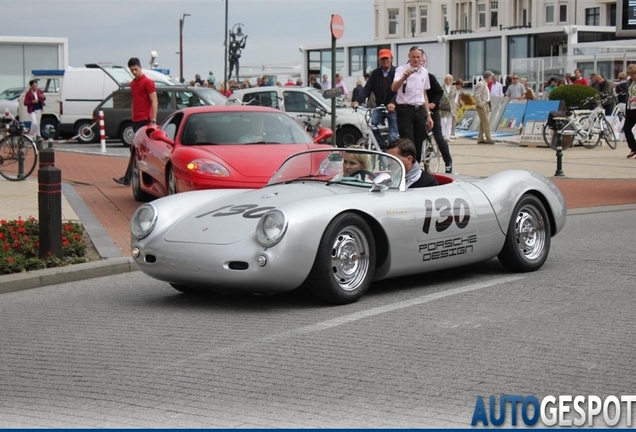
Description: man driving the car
386,138,438,188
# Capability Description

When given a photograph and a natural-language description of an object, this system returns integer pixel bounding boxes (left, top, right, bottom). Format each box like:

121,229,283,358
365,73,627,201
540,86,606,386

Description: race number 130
422,198,470,234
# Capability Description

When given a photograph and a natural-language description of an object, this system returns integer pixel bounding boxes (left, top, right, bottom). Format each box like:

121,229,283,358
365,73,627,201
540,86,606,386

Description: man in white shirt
391,46,434,162
474,70,494,144
490,74,504,97
321,74,331,90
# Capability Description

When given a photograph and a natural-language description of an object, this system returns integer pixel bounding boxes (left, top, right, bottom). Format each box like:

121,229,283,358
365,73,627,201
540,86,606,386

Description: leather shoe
479,140,495,144
627,151,636,159
113,177,130,186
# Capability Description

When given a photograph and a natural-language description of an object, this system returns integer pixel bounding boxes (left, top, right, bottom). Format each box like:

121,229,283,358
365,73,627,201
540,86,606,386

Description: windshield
194,88,228,106
181,111,315,145
269,149,404,189
106,68,134,85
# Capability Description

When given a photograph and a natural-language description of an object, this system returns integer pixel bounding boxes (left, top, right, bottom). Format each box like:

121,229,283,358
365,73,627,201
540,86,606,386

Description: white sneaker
450,135,457,139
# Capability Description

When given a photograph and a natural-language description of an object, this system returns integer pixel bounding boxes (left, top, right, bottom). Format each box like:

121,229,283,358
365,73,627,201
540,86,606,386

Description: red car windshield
181,111,314,145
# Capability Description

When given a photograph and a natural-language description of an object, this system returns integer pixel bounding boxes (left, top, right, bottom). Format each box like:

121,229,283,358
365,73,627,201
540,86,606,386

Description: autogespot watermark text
471,395,636,427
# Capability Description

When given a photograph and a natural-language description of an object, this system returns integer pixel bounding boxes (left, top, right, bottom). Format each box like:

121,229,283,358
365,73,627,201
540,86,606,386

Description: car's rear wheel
306,212,375,305
336,126,362,148
75,120,97,144
498,194,551,272
120,122,135,147
132,154,153,202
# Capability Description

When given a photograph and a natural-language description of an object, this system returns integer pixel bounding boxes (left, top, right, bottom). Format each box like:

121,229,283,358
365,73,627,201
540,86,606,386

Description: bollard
554,118,566,177
38,149,63,259
99,110,106,153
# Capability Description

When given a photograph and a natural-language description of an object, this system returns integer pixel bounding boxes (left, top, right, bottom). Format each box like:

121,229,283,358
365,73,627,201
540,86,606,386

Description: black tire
131,153,153,202
542,123,574,150
306,213,376,305
120,122,135,147
167,165,178,195
0,135,38,181
170,283,204,294
75,120,97,144
336,126,362,148
498,194,551,272
40,116,59,140
598,116,617,149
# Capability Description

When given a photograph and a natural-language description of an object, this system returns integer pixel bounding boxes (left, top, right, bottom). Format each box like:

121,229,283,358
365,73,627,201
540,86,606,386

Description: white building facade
0,36,69,92
301,0,635,91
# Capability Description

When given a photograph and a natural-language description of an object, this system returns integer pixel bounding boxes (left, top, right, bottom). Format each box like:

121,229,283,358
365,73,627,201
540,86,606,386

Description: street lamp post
223,0,228,92
179,13,191,83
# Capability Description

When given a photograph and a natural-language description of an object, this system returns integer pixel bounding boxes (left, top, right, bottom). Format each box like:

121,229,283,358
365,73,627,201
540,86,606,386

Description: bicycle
297,107,327,139
0,116,38,181
422,131,440,173
351,105,389,152
542,94,617,150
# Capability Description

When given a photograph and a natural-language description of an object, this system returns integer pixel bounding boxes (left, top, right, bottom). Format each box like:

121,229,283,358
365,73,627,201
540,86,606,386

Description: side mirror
149,128,174,145
314,127,333,144
370,172,392,192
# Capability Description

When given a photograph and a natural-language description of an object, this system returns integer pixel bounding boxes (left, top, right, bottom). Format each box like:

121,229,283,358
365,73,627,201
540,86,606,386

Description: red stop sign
331,14,345,39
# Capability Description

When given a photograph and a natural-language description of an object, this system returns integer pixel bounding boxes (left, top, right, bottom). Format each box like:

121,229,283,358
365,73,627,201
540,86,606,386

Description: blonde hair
444,74,453,81
627,64,636,75
343,146,370,170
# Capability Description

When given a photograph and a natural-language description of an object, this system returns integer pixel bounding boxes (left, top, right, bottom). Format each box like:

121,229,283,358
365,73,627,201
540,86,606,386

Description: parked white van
19,64,175,142
61,65,177,142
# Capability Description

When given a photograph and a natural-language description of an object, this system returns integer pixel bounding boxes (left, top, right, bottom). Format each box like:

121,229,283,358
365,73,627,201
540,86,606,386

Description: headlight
131,203,158,240
255,210,288,247
186,159,230,176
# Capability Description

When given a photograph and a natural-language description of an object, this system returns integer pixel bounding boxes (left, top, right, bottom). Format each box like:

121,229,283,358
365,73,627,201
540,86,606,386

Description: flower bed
0,217,89,275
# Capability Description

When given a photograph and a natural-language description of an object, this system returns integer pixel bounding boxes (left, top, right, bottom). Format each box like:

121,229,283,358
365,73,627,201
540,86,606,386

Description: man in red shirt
572,68,589,86
114,57,158,186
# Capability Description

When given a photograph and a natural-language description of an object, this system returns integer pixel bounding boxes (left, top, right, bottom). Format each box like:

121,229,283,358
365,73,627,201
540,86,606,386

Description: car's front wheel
167,166,178,195
498,194,551,272
306,212,376,305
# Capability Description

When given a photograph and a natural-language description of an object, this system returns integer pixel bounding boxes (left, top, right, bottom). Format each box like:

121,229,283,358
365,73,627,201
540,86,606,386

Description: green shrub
548,85,599,109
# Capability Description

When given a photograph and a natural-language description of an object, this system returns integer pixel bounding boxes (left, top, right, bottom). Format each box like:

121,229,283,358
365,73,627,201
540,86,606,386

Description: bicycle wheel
423,139,440,173
0,134,38,181
542,123,557,149
598,116,617,149
578,114,601,149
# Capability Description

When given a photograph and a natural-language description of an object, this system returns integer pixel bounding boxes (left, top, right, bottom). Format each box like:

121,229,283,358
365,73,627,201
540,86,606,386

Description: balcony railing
450,29,473,35
500,24,532,30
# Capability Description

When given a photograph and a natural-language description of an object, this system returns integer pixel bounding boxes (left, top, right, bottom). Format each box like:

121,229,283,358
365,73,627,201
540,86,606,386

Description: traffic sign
323,87,344,99
330,14,344,39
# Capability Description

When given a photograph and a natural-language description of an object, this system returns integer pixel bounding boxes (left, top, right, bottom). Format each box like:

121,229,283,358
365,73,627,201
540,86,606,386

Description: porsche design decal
196,204,276,219
419,234,477,262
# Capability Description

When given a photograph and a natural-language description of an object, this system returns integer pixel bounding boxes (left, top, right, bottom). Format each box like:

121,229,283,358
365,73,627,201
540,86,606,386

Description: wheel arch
525,190,558,237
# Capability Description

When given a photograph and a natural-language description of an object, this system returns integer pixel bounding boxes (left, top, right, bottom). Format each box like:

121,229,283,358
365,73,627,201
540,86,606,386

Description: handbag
439,92,451,111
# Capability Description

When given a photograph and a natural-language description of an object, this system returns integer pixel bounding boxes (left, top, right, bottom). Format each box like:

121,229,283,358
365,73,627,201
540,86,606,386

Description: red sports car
131,106,332,201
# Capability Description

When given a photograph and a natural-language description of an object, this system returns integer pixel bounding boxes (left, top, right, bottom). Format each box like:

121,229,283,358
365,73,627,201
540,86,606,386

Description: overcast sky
2,0,374,81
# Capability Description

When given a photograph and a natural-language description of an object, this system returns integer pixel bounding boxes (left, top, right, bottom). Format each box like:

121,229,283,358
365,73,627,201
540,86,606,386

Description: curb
0,257,137,295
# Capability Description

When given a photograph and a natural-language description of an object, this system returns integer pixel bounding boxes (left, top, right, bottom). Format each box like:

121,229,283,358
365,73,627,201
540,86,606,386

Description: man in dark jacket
386,138,438,188
426,72,453,173
351,48,398,149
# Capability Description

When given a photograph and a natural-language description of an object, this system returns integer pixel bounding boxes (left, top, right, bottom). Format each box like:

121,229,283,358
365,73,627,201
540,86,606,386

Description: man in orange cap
351,48,398,149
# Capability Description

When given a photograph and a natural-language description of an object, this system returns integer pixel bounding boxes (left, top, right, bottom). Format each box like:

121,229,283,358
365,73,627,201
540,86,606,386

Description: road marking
158,276,524,369
284,276,525,337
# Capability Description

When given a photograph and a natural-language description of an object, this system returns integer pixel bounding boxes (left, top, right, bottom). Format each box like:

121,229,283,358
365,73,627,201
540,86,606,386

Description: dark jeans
624,109,636,152
430,109,453,168
123,120,151,181
396,105,427,162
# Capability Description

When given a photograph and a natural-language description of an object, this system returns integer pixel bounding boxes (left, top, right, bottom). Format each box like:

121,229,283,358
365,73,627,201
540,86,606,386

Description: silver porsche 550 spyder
130,148,566,305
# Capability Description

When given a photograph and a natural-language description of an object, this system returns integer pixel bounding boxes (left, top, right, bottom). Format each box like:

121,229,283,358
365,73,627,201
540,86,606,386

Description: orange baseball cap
378,49,393,59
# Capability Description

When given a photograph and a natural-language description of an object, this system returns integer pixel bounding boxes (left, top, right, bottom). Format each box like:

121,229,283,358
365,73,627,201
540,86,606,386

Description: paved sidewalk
1,137,635,294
